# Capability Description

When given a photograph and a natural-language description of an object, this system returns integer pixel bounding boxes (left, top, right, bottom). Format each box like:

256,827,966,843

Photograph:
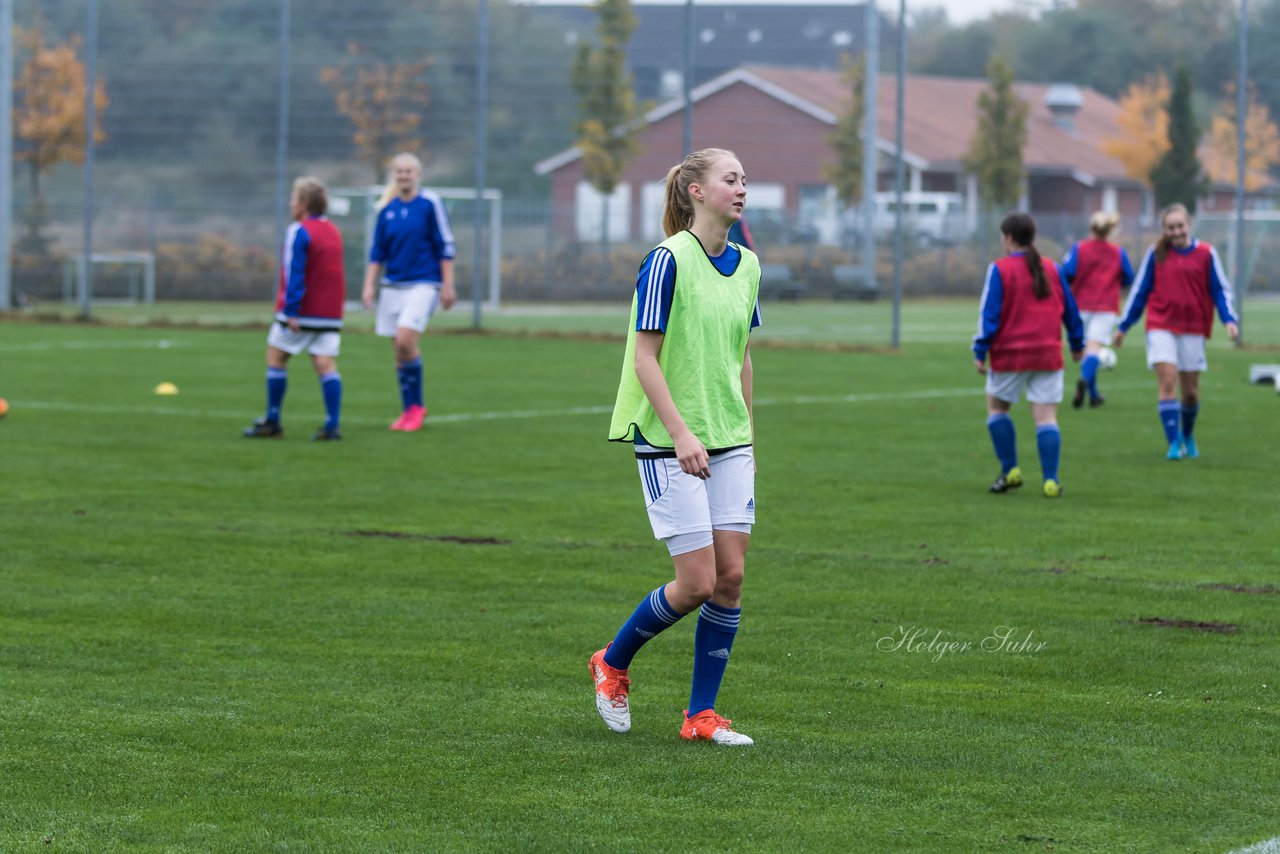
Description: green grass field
3,300,1279,852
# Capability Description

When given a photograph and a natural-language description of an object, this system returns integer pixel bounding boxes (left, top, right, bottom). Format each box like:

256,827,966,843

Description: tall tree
319,42,432,180
570,0,645,273
824,54,865,210
1203,81,1280,192
1150,64,1209,213
13,26,109,255
1100,75,1171,186
963,56,1028,212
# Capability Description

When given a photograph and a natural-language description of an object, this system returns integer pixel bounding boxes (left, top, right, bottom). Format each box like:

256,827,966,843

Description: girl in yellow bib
589,148,762,746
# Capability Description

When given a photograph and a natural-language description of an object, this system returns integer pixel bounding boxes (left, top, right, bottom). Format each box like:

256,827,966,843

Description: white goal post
62,251,156,304
331,185,503,308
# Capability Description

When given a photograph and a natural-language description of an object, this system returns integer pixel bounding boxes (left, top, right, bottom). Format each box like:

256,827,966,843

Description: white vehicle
842,192,969,247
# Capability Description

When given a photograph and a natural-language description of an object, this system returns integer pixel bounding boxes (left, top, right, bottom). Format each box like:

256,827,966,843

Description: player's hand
674,432,710,479
1112,330,1125,348
287,317,300,333
361,284,375,311
975,358,987,376
1226,321,1240,340
1071,349,1083,363
441,282,457,311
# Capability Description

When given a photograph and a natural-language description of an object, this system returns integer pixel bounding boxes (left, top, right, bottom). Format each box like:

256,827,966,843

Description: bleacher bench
832,264,880,301
759,263,807,301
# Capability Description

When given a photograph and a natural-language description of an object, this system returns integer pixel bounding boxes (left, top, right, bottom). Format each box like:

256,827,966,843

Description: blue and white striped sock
320,372,342,431
1158,399,1181,444
688,601,741,717
1036,423,1061,482
604,585,684,670
265,367,288,423
987,413,1017,474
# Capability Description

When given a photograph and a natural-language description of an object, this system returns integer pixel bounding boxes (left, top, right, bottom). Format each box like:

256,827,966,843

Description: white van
842,192,969,247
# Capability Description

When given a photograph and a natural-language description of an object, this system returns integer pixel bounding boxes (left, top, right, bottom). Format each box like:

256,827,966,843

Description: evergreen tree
1151,64,1210,213
570,0,645,281
962,56,1028,212
824,54,865,209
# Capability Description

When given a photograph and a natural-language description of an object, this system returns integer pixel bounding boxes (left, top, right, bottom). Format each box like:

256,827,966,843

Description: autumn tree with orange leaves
1203,82,1280,192
319,43,432,181
1100,75,1169,188
13,26,109,254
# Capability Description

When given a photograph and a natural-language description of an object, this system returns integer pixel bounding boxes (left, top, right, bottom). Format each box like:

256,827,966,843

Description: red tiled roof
742,65,1133,183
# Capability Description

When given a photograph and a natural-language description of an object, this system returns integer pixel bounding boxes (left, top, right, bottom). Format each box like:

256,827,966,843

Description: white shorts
1080,311,1117,346
986,369,1064,405
1146,330,1207,372
267,323,341,357
376,284,441,337
637,445,755,553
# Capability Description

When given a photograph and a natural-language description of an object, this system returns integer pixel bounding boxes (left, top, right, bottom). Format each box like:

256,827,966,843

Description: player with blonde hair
244,176,346,441
590,148,762,746
1060,210,1135,408
361,152,457,432
1114,204,1239,460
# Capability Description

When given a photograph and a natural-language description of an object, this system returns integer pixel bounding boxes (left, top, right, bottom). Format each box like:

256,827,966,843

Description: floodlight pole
861,0,879,303
472,0,490,329
274,0,292,255
1233,0,1247,344
0,0,13,311
891,0,906,350
80,0,99,320
682,0,694,156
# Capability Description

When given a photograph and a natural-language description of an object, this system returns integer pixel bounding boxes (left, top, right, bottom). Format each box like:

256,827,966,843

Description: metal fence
2,0,1278,319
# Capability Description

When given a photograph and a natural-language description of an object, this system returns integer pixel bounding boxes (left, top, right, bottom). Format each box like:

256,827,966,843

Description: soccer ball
1097,346,1118,370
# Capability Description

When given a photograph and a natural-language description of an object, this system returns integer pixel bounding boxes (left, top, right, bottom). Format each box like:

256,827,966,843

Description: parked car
842,192,969,247
745,209,820,246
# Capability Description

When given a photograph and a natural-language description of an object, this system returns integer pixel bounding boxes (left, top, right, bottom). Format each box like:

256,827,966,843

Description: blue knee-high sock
397,358,423,410
1181,403,1199,439
688,600,741,716
1036,423,1061,482
265,367,288,423
1158,399,1181,444
987,413,1018,474
1081,354,1100,399
320,372,342,431
604,585,685,670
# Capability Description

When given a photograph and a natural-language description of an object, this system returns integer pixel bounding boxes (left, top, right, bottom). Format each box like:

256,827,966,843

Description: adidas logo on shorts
745,498,755,512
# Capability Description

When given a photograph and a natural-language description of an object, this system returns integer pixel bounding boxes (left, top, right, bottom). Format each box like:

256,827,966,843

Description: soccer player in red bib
1114,203,1239,460
973,213,1084,497
244,177,346,441
1060,211,1134,408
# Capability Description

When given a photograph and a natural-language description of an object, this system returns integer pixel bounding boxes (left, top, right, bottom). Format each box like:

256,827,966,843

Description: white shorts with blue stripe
636,445,755,554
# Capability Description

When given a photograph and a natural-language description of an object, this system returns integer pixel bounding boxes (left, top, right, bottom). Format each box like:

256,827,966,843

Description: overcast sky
516,1,1048,27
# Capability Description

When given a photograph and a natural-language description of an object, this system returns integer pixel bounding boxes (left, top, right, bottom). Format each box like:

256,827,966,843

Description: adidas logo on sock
708,648,731,659
635,628,655,638
745,498,754,512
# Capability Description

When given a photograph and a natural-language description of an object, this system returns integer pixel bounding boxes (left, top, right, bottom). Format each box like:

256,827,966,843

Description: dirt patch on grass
1137,617,1238,634
346,529,511,546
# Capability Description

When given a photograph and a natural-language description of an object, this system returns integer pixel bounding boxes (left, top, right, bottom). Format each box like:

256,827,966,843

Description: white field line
11,381,1154,426
1228,838,1280,854
0,338,190,353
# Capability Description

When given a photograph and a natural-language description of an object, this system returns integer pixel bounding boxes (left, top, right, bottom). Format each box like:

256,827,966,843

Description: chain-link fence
4,0,1279,319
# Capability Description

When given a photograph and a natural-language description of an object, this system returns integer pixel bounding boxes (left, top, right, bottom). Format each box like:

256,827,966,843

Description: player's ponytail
1000,212,1049,299
1155,203,1190,263
661,147,737,237
375,152,423,212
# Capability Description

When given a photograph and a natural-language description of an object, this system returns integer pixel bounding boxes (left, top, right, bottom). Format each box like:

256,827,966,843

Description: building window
575,181,631,242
